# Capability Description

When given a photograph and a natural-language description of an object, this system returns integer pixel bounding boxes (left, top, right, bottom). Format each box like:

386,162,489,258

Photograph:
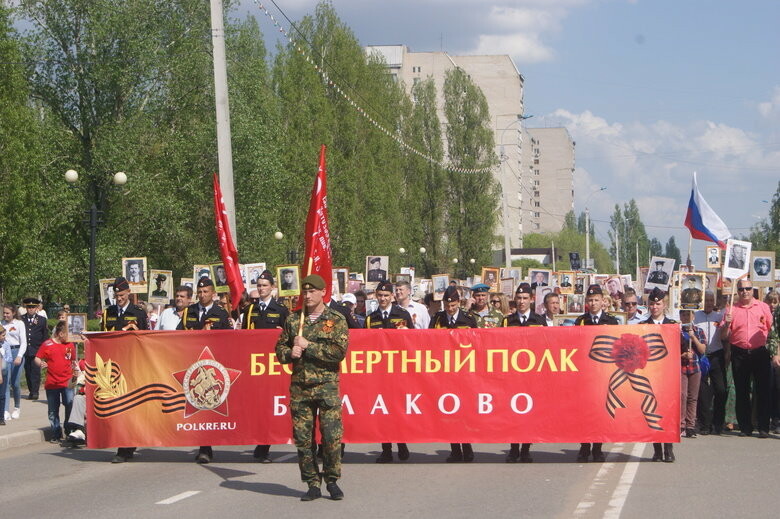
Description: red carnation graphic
611,334,650,373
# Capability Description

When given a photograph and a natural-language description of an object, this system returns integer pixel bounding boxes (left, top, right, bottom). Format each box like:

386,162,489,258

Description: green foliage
608,199,651,274
747,181,780,257
664,236,682,265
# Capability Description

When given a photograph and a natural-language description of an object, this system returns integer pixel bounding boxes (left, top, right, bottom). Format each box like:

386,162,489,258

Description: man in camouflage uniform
276,275,348,501
467,284,504,328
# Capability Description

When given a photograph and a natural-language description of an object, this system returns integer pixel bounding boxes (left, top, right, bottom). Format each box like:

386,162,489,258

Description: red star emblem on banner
172,347,241,418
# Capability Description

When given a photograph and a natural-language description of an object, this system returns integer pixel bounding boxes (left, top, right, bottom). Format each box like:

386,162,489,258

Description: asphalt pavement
2,404,779,519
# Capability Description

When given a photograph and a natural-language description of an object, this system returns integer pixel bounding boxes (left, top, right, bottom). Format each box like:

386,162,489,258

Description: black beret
197,277,214,288
443,286,460,302
648,287,666,302
515,283,533,295
257,270,275,284
586,284,603,296
113,277,130,292
376,281,394,293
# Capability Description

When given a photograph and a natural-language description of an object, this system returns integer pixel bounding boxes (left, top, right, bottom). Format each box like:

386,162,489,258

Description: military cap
197,277,214,288
648,287,666,302
22,297,41,307
155,273,167,282
369,256,381,265
376,280,394,293
113,277,130,292
302,274,326,290
586,284,603,296
257,269,275,284
471,283,490,293
515,282,533,295
655,260,664,266
443,286,460,302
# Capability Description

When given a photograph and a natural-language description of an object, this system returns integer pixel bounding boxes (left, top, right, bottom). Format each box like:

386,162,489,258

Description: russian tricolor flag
684,172,731,249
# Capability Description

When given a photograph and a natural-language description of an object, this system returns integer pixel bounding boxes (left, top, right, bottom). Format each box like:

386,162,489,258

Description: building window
534,212,541,218
534,191,540,197
534,159,539,164
534,180,539,186
534,223,540,230
534,169,540,175
413,77,420,86
534,201,540,208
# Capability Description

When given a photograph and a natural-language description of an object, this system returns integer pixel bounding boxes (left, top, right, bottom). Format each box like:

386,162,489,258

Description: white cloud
472,33,554,63
758,86,780,119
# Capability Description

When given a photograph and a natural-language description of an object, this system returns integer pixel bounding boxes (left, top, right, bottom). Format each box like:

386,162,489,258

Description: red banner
212,173,244,303
85,325,680,448
300,145,332,302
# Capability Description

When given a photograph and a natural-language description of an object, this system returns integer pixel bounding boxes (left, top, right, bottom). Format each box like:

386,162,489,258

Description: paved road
2,433,778,518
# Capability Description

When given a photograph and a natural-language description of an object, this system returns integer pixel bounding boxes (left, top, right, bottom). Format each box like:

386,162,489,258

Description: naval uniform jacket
642,316,677,325
22,313,50,356
502,312,548,327
242,298,289,329
102,304,149,331
365,304,414,329
178,303,231,330
429,310,478,329
574,312,619,326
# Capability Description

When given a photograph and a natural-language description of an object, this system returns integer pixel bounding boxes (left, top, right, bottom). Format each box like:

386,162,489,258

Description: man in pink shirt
720,278,774,437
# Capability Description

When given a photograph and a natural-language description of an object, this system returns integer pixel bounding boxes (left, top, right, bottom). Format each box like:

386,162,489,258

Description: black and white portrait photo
99,278,115,310
569,252,581,270
122,257,148,293
528,269,551,291
243,262,267,292
277,265,300,296
723,239,751,280
193,264,211,282
645,256,675,292
705,246,721,268
365,256,389,282
149,269,173,304
432,274,449,301
332,267,349,295
750,251,775,286
66,313,88,342
209,263,229,293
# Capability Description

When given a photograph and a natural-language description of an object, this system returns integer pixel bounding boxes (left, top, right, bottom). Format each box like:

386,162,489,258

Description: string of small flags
255,1,493,175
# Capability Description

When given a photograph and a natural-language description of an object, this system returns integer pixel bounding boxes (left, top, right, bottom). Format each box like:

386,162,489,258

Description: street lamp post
65,169,127,318
498,114,533,269
584,186,606,271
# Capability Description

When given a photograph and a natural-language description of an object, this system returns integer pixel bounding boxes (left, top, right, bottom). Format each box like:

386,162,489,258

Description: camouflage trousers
290,381,343,487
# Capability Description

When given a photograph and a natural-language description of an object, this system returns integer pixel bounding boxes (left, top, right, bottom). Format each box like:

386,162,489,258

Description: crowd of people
1,267,778,500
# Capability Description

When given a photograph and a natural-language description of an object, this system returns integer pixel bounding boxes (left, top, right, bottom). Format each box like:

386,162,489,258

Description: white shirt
694,309,725,353
0,319,27,358
400,300,430,329
157,307,182,331
516,310,531,323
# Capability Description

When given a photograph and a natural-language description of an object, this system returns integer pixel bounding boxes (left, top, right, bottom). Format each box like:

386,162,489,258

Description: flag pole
297,256,314,337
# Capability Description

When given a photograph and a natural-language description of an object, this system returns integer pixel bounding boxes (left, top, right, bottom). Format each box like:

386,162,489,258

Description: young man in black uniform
366,281,414,463
642,287,677,463
21,297,49,400
502,283,546,463
101,277,148,463
574,284,619,462
242,270,289,463
430,286,478,462
178,277,231,464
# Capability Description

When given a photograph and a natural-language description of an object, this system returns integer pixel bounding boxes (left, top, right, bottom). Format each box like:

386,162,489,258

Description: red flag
213,173,245,305
300,145,333,302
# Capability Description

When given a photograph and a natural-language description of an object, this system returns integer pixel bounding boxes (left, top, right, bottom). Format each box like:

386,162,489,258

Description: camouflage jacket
469,307,505,329
276,305,349,385
768,305,780,357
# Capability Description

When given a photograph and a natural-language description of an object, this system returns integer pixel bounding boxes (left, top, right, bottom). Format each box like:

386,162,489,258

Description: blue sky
241,0,780,265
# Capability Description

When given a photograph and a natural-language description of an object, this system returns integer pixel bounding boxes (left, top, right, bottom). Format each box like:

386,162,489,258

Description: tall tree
609,199,651,274
747,180,780,257
664,236,682,265
649,237,663,258
443,67,499,276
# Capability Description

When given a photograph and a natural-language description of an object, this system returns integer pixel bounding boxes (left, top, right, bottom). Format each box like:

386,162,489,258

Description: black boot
576,443,591,463
506,443,520,463
651,443,663,462
397,443,410,461
446,443,463,463
520,443,533,463
663,443,675,463
376,443,393,463
462,443,474,463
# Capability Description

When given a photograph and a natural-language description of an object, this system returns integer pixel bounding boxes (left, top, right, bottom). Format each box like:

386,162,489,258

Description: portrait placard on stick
122,257,147,294
723,239,751,280
750,251,775,287
148,269,173,304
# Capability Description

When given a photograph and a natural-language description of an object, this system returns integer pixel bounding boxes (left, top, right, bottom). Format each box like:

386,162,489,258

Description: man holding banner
276,274,348,501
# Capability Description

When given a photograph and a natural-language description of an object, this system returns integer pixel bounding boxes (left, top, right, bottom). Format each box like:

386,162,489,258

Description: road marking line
156,491,201,505
573,443,624,517
603,442,646,518
275,453,297,462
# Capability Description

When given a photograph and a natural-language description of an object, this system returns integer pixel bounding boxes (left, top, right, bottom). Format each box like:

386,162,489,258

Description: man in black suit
642,287,677,463
574,284,619,462
430,286,477,462
242,270,289,463
366,257,387,282
178,277,231,464
101,277,149,463
21,297,49,400
502,283,546,463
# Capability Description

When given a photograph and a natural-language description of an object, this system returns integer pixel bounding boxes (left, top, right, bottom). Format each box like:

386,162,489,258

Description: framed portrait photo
553,314,580,327
66,313,88,342
431,274,449,301
500,277,515,297
611,312,628,326
122,257,147,294
276,265,300,297
750,251,775,286
481,267,500,291
556,271,576,294
180,278,194,292
243,262,267,292
567,293,585,314
534,286,554,312
400,266,416,285
209,263,229,293
99,278,116,311
677,272,705,311
193,264,211,283
574,273,590,295
723,239,752,280
365,255,389,283
705,246,721,269
528,269,552,291
394,273,412,284
604,275,625,301
645,256,675,291
332,267,349,296
148,269,173,304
